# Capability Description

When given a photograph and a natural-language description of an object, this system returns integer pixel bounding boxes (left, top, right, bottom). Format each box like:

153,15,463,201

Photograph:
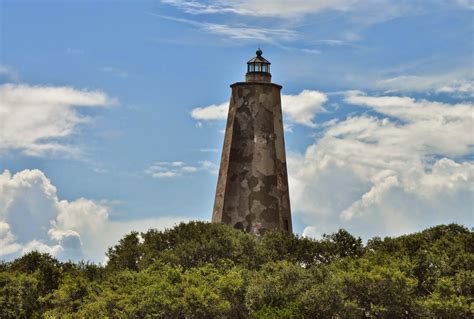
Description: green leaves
0,223,472,317
106,231,142,272
245,261,309,318
0,272,40,319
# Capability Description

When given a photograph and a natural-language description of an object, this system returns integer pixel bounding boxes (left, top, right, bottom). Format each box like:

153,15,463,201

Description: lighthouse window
248,62,271,73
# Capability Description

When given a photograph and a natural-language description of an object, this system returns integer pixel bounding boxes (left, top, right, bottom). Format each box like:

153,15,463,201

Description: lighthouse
212,49,292,235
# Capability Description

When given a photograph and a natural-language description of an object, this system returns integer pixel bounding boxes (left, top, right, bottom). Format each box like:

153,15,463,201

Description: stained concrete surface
212,80,292,235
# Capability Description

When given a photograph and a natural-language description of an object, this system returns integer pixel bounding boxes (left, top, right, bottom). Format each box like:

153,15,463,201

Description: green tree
0,272,40,319
322,229,364,260
245,261,310,318
41,274,94,317
332,257,419,318
10,251,61,295
419,276,473,318
106,231,142,271
300,266,363,318
0,222,471,318
140,222,257,269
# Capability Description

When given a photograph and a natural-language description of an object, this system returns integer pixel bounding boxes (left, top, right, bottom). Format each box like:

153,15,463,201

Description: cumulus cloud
191,102,228,120
0,222,22,256
0,169,190,262
302,225,319,238
191,90,327,127
0,84,116,157
281,90,327,126
344,91,473,157
289,92,473,239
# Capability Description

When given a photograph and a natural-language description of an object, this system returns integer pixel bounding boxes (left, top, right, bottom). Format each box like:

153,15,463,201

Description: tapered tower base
212,80,292,234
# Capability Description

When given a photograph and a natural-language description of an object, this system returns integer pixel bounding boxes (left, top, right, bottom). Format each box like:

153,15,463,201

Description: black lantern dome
247,48,271,73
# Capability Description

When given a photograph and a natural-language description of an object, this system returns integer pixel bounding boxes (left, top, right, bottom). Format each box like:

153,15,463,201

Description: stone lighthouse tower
212,49,292,234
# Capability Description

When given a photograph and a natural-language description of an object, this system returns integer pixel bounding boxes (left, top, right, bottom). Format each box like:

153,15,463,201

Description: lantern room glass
248,62,270,73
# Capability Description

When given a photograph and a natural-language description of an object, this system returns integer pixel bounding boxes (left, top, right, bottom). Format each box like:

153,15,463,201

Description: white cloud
161,0,409,20
199,160,219,174
377,71,474,97
145,160,218,178
154,171,181,178
191,90,327,127
156,1,415,45
344,91,473,157
161,0,352,17
0,84,117,157
202,22,296,41
289,92,473,239
302,226,319,238
0,221,22,256
0,169,190,262
22,240,63,257
151,13,296,42
200,148,219,153
281,90,327,127
300,48,321,55
191,102,228,120
158,1,470,49
182,166,199,173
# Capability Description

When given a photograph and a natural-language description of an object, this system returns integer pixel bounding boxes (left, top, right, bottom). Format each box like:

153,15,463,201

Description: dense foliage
0,222,472,318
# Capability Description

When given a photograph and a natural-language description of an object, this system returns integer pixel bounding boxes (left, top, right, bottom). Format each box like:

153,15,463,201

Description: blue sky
0,0,473,262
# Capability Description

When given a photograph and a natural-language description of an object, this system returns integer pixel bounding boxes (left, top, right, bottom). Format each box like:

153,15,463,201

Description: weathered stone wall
212,81,292,234
245,72,271,83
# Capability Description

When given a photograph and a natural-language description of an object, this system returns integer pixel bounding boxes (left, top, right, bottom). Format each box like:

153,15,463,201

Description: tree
140,222,257,269
0,222,471,317
10,251,61,295
0,272,40,319
106,231,142,271
322,229,364,260
245,261,310,318
419,276,472,318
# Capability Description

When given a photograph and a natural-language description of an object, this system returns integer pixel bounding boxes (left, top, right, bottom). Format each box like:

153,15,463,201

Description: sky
0,0,473,263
